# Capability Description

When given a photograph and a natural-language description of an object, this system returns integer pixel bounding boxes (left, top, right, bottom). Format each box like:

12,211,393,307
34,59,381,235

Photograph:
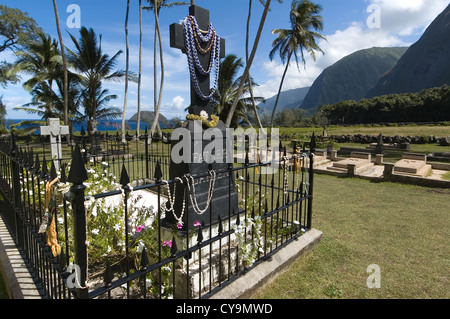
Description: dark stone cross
170,5,225,118
166,5,239,232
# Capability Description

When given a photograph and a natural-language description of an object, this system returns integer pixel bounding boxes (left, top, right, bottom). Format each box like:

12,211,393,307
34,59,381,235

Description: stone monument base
161,215,241,298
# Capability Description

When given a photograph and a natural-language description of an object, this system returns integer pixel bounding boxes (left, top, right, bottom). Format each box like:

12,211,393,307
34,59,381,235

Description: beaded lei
182,15,221,101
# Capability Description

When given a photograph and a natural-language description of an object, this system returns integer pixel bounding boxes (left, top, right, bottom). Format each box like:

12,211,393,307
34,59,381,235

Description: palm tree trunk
121,0,130,143
246,0,264,132
270,52,292,128
150,5,164,139
225,0,272,128
52,0,69,126
137,0,143,137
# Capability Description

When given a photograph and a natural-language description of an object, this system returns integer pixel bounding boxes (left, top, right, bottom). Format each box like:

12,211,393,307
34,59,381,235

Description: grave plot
311,150,330,167
327,152,374,174
393,153,432,177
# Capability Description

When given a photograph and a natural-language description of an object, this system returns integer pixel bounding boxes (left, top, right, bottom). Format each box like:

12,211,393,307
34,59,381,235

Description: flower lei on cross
186,110,219,128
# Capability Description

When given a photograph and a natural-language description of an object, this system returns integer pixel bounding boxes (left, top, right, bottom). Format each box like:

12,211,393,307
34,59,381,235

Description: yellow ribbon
45,177,61,257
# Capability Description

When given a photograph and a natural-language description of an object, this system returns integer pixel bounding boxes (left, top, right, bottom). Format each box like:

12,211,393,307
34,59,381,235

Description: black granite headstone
167,121,239,231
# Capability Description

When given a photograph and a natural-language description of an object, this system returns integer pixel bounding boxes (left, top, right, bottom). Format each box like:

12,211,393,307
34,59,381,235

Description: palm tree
225,0,282,128
78,86,122,129
67,27,128,135
12,68,82,134
213,54,264,128
11,31,83,133
144,0,188,139
269,0,326,128
14,72,80,119
52,0,69,126
13,32,61,98
121,0,130,143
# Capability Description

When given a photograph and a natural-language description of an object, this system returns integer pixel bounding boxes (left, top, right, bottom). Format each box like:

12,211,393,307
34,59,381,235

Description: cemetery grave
393,153,432,177
0,4,318,300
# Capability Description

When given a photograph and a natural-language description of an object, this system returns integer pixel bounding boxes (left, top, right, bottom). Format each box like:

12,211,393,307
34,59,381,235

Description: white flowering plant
56,161,158,269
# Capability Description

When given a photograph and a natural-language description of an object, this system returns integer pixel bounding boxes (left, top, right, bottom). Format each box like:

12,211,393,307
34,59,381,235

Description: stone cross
40,118,69,171
170,5,225,118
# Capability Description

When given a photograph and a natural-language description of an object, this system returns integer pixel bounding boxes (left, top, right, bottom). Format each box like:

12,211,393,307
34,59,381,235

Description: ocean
5,119,167,133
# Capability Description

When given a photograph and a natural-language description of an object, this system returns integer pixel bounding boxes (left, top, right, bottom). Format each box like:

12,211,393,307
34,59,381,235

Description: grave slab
393,153,431,177
327,152,373,173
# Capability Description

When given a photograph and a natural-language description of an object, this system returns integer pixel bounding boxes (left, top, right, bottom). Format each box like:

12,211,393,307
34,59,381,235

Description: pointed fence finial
58,249,67,271
170,236,178,257
34,154,41,174
154,161,163,183
197,226,204,244
10,131,17,156
67,144,89,184
310,132,316,153
104,261,113,287
140,247,149,270
42,156,49,178
60,163,67,183
218,215,223,234
120,164,130,187
50,160,58,180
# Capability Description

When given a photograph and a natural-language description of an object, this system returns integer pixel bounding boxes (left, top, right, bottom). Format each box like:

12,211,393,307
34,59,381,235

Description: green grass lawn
277,124,450,138
252,174,450,299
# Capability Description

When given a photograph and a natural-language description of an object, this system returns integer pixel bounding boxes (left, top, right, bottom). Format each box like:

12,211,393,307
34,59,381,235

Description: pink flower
193,221,201,227
136,225,145,233
162,240,172,247
177,223,183,229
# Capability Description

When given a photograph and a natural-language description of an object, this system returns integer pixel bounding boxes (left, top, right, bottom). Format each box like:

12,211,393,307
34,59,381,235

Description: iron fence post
145,128,149,179
67,144,89,299
10,132,23,248
307,133,316,230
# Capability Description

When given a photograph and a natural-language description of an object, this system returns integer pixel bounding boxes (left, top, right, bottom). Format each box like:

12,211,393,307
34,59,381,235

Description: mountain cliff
301,47,408,111
257,87,310,114
129,111,168,126
367,4,450,97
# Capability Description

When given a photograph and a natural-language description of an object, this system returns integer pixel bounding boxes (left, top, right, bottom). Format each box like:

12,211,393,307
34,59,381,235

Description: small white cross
40,118,69,171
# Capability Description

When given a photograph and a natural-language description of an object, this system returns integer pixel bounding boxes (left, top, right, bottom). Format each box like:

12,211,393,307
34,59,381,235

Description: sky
0,0,448,121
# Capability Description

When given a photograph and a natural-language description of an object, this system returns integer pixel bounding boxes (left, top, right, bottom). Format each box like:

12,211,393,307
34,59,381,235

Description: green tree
11,32,81,133
0,5,43,53
269,0,326,128
0,61,19,88
67,27,128,135
0,5,43,88
0,96,7,134
213,54,264,128
13,32,61,97
14,71,81,120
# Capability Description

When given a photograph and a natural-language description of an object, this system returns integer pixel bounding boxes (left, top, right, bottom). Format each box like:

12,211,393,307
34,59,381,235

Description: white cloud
254,0,447,100
370,0,449,36
158,95,187,119
171,95,185,110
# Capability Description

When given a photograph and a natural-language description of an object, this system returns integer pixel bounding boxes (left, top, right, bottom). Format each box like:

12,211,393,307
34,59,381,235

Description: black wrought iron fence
0,131,315,299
